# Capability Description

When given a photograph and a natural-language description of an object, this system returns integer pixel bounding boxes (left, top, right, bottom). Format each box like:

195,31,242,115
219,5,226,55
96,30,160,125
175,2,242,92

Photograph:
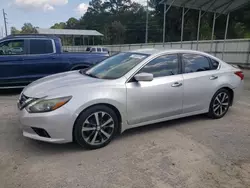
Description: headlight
26,96,72,113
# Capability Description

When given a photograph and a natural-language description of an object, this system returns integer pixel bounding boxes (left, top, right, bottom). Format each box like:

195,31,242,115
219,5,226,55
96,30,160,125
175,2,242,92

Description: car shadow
23,139,85,154
117,114,208,140
22,114,209,154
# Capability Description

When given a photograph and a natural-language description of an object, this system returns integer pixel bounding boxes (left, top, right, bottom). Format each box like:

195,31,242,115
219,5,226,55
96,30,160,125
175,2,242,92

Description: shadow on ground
14,114,207,154
119,114,207,140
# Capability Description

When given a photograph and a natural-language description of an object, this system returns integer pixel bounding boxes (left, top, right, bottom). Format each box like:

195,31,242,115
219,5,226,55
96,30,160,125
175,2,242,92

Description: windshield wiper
79,69,98,78
84,72,99,79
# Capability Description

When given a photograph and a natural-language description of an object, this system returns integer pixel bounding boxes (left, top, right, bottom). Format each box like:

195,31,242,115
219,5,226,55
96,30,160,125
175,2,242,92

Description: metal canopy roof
37,28,103,36
161,0,250,14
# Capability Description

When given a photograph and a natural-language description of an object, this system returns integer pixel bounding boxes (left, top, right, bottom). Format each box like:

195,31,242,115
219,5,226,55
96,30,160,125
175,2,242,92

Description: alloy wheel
81,111,115,146
213,92,230,116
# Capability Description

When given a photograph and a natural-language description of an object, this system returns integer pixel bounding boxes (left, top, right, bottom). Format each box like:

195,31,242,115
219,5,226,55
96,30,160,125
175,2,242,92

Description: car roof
88,46,107,48
130,48,211,56
130,48,225,64
2,35,59,40
130,48,162,55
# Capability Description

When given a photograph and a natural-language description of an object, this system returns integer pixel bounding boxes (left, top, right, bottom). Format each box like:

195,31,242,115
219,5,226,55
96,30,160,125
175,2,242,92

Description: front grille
19,94,29,107
18,94,36,110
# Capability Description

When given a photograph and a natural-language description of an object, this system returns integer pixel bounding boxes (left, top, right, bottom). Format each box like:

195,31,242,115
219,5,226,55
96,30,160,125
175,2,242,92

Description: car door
22,39,69,82
126,54,183,125
181,53,220,113
0,39,28,87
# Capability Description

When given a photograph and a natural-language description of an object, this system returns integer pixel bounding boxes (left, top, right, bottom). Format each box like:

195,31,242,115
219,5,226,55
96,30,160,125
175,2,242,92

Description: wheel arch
213,86,234,106
220,87,234,106
72,103,123,142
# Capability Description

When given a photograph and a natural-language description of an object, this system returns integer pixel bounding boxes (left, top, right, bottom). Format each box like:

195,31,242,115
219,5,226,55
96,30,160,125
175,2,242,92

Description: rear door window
182,53,211,73
97,48,101,52
29,39,54,54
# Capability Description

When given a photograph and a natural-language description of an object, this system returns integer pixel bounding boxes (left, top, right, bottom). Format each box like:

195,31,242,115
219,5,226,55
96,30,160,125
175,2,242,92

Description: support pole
161,0,176,46
1,27,3,38
3,9,7,36
210,12,216,53
222,13,230,60
92,36,94,45
196,9,201,50
145,0,149,43
163,3,166,46
181,7,185,48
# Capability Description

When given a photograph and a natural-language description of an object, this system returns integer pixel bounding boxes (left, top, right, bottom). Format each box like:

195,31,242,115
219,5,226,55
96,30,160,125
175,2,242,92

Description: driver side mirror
134,72,153,82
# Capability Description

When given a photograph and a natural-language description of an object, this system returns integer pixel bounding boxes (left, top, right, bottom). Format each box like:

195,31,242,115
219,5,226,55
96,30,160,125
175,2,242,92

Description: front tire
208,89,231,119
73,105,118,149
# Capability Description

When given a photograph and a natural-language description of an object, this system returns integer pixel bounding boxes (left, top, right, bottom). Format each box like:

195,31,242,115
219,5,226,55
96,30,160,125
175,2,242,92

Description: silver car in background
18,49,244,149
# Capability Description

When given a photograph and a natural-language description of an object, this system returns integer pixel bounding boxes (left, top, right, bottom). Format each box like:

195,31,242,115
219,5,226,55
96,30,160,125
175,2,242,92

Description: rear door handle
210,75,218,80
171,82,182,87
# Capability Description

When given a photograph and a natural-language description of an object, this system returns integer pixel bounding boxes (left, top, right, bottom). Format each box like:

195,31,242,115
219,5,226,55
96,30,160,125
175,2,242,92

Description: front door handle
210,75,218,80
171,82,182,87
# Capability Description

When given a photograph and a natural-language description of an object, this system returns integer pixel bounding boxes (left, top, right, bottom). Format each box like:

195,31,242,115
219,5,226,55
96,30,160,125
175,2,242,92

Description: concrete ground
0,71,250,188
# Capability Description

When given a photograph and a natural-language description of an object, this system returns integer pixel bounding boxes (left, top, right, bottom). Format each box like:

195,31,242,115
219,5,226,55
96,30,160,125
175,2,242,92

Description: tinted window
29,39,53,54
91,48,96,52
85,52,149,79
182,54,211,73
0,40,24,55
86,47,91,51
97,48,101,52
138,54,179,77
103,48,108,52
211,59,219,70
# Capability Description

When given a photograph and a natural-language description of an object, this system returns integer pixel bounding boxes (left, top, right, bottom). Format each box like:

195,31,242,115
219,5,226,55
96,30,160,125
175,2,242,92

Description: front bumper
19,106,75,144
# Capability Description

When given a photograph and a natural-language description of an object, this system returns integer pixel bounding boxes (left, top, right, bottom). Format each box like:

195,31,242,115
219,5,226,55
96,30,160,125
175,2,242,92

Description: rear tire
208,89,231,119
73,105,118,149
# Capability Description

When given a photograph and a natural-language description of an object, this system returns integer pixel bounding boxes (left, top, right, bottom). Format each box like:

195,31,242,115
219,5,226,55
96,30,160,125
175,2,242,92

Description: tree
51,22,66,29
20,23,38,34
108,21,126,44
103,0,132,14
65,18,79,29
47,0,250,45
11,27,20,35
87,0,103,14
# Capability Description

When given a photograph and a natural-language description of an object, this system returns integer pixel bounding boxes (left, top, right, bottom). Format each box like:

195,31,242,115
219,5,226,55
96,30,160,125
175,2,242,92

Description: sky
0,0,146,37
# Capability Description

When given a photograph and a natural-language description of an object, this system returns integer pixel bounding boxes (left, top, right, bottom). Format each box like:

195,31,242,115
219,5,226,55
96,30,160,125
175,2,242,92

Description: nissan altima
18,49,244,149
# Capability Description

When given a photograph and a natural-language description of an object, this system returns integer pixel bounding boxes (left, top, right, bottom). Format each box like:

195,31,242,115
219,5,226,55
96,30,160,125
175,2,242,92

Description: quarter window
91,48,96,52
138,54,179,77
0,40,24,55
211,59,219,70
29,39,54,54
182,54,211,73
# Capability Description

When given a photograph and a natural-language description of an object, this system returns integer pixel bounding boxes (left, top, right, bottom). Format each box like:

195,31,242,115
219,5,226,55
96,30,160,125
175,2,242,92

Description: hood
23,71,104,98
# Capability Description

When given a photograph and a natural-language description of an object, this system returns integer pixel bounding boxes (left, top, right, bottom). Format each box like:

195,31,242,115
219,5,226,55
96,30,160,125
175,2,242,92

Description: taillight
234,71,244,80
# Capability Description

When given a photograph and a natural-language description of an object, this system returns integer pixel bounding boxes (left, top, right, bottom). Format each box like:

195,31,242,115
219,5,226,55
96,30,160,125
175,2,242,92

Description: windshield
85,52,149,79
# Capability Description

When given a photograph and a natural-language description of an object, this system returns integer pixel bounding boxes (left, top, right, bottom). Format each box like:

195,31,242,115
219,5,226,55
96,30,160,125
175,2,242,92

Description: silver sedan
18,49,244,149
